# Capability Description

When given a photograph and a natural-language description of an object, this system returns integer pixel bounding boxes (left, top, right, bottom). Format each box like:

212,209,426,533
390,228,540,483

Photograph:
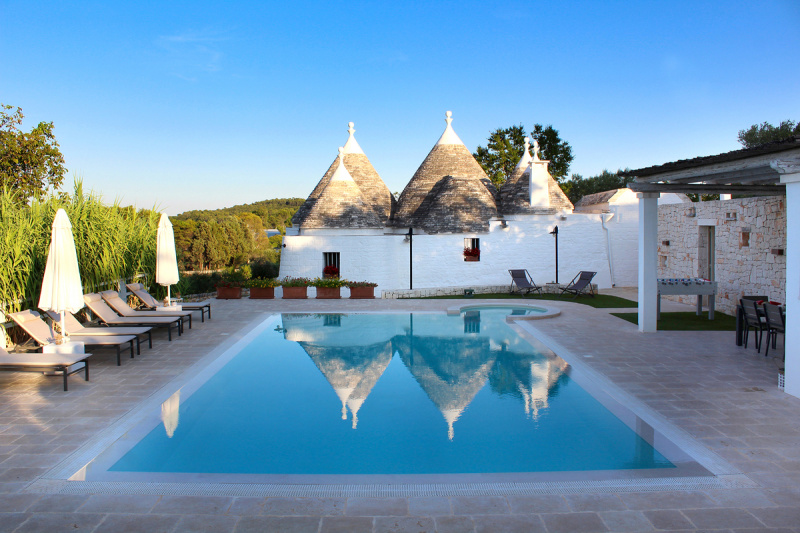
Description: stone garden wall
657,196,786,315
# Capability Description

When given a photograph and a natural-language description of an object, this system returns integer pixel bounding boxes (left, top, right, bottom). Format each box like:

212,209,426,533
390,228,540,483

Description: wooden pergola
623,136,800,398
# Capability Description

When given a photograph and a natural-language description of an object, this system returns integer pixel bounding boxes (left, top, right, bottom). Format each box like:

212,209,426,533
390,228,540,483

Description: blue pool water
108,309,674,476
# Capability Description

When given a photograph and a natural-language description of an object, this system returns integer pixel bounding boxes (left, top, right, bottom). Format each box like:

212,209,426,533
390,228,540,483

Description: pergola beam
628,182,786,195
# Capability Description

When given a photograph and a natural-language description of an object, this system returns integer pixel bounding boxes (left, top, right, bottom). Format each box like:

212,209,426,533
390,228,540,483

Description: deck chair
508,269,543,297
84,293,181,341
740,299,767,352
0,346,90,391
762,302,785,358
127,283,211,322
560,271,597,298
43,310,154,350
100,291,191,332
9,310,136,366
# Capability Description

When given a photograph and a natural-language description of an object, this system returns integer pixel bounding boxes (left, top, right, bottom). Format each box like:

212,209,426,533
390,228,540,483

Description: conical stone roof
417,176,498,234
393,111,498,231
300,149,383,229
292,123,395,227
499,138,574,214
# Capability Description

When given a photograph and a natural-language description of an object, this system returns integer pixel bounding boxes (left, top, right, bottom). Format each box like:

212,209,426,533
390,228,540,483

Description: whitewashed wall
280,213,629,293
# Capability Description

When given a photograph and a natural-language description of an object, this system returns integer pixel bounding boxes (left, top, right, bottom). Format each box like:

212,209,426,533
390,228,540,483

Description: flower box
316,287,341,299
464,256,479,262
282,286,308,299
349,286,375,299
249,287,275,299
216,287,242,299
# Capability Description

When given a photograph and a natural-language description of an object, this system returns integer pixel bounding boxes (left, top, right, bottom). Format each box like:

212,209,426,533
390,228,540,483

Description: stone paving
0,292,797,532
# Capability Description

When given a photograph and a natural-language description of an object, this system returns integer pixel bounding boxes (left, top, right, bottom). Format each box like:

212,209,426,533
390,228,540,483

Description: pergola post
637,192,660,332
781,172,800,398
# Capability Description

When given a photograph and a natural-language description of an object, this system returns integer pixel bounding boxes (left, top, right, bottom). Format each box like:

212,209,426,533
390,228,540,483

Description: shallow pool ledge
446,303,561,320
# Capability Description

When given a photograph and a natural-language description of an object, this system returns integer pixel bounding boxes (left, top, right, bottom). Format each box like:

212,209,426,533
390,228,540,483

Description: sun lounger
0,346,90,391
100,290,192,331
126,283,211,321
84,293,181,341
9,310,138,366
43,310,154,350
561,271,597,298
508,269,543,297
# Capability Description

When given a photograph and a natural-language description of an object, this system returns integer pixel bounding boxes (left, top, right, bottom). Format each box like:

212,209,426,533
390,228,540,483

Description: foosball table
657,278,717,320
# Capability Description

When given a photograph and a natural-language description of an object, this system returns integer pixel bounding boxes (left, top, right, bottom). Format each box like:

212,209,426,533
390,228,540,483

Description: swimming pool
74,308,712,485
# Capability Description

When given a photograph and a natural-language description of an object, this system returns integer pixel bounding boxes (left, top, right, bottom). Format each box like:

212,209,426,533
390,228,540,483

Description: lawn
611,311,737,331
420,292,638,309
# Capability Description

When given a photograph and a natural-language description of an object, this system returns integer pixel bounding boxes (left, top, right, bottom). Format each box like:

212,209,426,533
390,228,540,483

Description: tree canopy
473,124,573,188
561,170,633,205
738,120,799,148
0,104,67,198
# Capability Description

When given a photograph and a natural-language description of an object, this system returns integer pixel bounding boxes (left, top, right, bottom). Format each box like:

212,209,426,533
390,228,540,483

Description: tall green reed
0,182,160,315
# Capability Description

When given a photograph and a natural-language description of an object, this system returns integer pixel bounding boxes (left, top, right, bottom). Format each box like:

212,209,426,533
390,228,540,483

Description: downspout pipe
601,212,616,287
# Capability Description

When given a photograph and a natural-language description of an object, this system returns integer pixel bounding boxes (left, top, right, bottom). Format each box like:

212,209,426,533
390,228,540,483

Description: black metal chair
740,299,767,352
561,271,597,298
508,269,543,297
762,302,785,358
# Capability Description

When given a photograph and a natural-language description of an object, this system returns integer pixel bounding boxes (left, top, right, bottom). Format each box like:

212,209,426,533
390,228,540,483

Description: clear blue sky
3,0,798,215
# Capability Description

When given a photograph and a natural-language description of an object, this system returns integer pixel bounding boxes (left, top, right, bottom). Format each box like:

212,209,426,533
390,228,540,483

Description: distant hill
172,198,304,271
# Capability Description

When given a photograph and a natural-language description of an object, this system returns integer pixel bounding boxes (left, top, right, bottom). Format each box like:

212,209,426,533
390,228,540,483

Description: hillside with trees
172,198,304,272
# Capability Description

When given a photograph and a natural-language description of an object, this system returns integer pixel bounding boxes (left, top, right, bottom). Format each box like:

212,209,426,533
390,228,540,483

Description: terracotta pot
282,286,308,299
216,286,242,299
464,256,480,262
249,287,275,299
349,286,375,299
315,287,341,299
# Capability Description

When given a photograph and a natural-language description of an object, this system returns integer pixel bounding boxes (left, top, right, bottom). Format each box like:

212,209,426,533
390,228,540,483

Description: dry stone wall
657,196,786,314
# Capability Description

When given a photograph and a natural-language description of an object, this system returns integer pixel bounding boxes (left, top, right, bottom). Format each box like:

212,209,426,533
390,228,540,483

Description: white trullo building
280,112,679,293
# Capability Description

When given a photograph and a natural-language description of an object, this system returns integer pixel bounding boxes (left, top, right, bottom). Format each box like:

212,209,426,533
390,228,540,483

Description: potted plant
247,278,279,299
347,280,378,299
280,277,311,299
322,265,340,279
464,247,480,262
215,279,243,299
311,277,347,299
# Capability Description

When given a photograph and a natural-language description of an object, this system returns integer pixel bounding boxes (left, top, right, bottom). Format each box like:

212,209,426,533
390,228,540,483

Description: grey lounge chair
0,346,90,391
84,293,181,341
740,299,767,352
762,302,785,357
127,283,211,322
561,271,597,298
100,290,192,332
9,310,137,366
43,310,154,350
509,269,542,297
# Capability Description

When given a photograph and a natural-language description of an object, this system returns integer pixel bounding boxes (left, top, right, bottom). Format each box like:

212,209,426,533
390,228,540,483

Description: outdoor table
657,278,717,320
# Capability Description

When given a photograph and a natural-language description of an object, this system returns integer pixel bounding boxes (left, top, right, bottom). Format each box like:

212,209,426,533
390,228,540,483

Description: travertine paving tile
451,496,509,515
565,493,626,512
507,495,569,513
174,514,239,533
235,515,321,533
642,509,694,530
747,506,800,528
81,493,160,513
153,495,233,515
94,514,181,533
682,508,763,529
541,511,608,533
408,496,451,516
14,511,105,532
434,516,475,533
374,515,436,532
346,497,408,516
262,497,345,516
319,515,373,533
598,510,655,532
473,514,546,533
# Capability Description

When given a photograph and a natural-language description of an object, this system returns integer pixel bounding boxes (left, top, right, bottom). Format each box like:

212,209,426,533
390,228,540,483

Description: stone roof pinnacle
330,147,354,182
435,110,465,146
514,137,533,170
342,122,365,154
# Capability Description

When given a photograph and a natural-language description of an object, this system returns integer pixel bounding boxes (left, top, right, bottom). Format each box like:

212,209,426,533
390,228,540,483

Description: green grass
611,311,737,331
419,292,638,309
